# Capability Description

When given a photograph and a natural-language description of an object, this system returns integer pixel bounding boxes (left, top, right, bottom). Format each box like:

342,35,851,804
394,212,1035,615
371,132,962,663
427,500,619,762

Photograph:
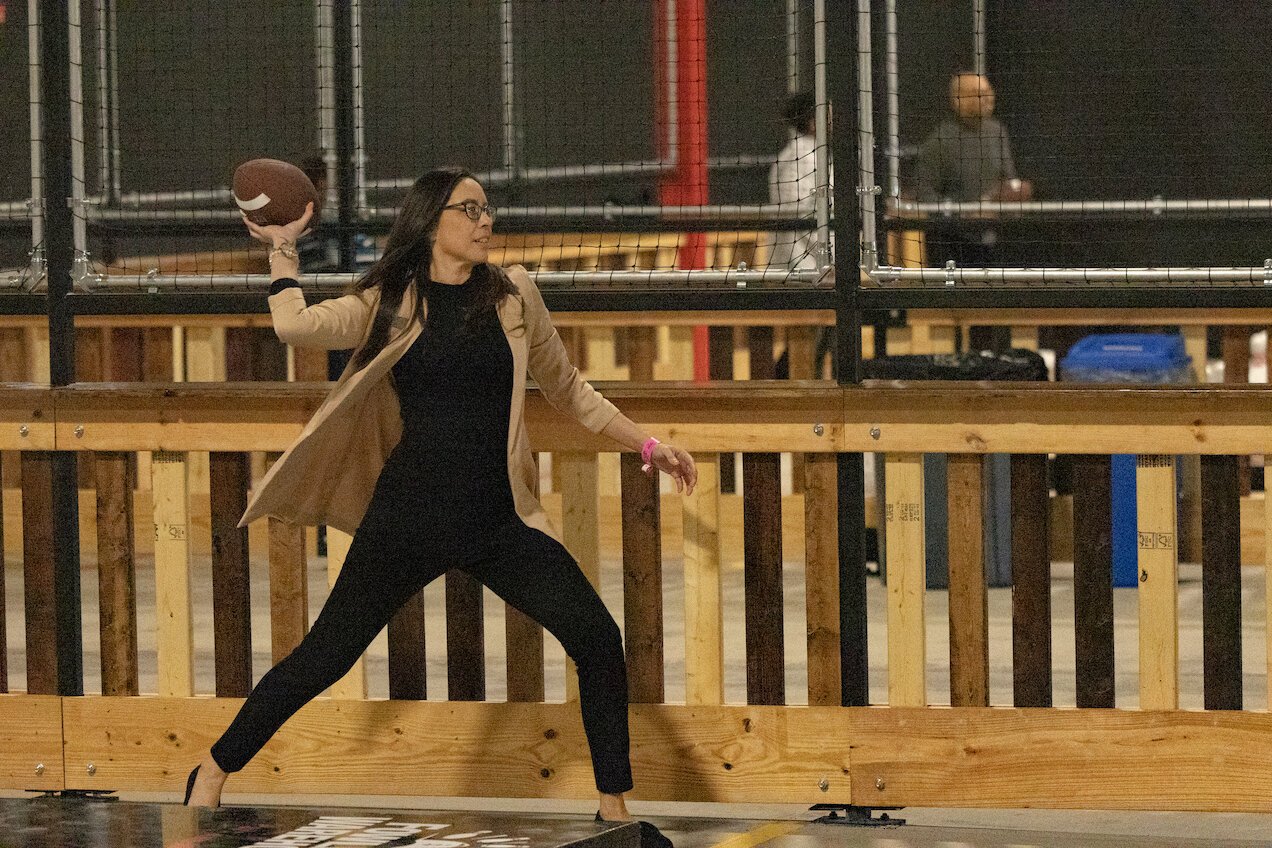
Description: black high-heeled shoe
595,813,673,848
182,765,199,806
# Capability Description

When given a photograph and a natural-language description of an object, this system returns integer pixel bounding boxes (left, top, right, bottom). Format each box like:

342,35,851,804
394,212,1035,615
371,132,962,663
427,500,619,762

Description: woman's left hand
645,443,697,495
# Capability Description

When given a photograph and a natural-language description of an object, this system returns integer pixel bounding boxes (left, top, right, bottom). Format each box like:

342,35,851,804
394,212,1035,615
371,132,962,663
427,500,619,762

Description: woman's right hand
242,201,314,246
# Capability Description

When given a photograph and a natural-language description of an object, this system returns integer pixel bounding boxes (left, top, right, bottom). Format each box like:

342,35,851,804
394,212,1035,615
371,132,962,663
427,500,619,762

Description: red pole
655,0,711,381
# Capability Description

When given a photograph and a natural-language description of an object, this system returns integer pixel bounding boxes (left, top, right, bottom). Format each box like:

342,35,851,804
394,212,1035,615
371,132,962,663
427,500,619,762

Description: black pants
210,496,633,794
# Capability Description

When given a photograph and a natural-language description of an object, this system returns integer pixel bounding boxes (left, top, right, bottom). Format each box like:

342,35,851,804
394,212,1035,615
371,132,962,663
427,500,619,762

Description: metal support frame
350,0,367,212
94,0,121,206
827,0,871,711
67,0,90,283
884,0,899,200
870,264,1272,285
37,0,85,698
315,0,337,208
73,268,825,292
333,0,358,270
26,0,45,283
500,0,518,180
853,0,877,271
893,198,1272,218
973,0,986,76
811,0,833,271
786,0,800,93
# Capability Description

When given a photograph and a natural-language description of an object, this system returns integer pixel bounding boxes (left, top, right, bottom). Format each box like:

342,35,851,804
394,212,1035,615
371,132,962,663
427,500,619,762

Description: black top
388,277,516,516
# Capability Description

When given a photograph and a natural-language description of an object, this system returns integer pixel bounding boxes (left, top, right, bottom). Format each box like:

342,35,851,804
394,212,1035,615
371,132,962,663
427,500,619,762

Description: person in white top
764,92,837,376
765,91,832,273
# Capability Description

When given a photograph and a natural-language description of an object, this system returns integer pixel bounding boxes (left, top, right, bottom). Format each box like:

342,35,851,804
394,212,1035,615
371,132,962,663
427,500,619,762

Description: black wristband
269,278,302,295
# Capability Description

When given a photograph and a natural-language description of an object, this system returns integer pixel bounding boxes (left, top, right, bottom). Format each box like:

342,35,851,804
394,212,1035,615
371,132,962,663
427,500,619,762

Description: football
231,158,319,227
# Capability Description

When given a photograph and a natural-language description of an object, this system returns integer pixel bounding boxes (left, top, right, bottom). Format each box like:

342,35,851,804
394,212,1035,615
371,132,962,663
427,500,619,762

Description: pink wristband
640,437,661,466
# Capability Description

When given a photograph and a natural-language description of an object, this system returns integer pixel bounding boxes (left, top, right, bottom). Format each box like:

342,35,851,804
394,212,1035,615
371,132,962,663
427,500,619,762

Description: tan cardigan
238,265,620,544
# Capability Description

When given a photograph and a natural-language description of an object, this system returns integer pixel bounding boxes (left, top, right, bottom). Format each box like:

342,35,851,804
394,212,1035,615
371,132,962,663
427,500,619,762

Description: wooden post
151,451,194,697
622,453,664,704
325,528,368,699
21,453,60,694
0,452,5,691
1221,328,1252,496
446,570,486,701
95,451,139,696
804,452,841,707
628,327,657,382
1011,454,1052,707
267,517,308,663
748,327,775,380
559,452,598,702
1137,455,1179,710
885,453,926,707
387,588,428,700
683,453,723,706
1072,455,1115,708
947,453,988,707
209,452,252,697
743,451,784,705
708,326,735,494
1201,454,1243,710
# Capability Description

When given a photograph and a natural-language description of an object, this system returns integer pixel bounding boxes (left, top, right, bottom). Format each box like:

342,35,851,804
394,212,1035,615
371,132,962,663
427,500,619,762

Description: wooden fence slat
621,452,664,704
0,327,26,382
141,327,173,381
505,605,545,703
1221,328,1252,496
885,453,926,707
387,589,428,701
267,517,308,664
748,326,776,380
20,452,57,695
708,327,736,493
1267,488,1272,711
683,453,723,706
209,452,251,697
446,570,486,702
0,451,5,692
1072,454,1115,708
1201,454,1243,710
803,452,840,707
1011,453,1052,707
785,328,816,495
323,528,368,699
507,452,545,703
558,452,597,703
24,325,49,383
743,451,784,706
947,453,988,707
1137,455,1179,710
628,327,656,382
151,450,194,697
95,451,139,696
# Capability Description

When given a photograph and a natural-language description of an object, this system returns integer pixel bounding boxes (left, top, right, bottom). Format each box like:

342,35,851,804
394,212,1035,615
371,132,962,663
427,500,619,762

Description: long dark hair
347,166,517,372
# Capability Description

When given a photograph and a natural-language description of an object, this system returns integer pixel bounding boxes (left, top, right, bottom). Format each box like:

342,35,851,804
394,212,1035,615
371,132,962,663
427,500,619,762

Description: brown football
232,158,319,227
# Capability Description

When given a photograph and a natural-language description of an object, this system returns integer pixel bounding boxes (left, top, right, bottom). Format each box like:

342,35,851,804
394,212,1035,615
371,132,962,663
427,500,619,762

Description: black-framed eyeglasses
443,200,497,221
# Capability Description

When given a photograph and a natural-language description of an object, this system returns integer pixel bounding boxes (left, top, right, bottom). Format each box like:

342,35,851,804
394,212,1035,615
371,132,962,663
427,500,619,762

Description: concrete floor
4,551,1272,844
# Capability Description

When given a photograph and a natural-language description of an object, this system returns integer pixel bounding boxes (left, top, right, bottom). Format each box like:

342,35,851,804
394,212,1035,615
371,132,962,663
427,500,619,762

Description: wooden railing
2,382,1272,810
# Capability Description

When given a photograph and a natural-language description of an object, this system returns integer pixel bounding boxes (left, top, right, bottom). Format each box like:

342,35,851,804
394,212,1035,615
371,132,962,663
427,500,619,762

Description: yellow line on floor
706,821,803,848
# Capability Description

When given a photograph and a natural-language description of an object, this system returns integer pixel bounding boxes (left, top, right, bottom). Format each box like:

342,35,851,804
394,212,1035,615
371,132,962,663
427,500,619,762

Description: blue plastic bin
1060,334,1193,587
